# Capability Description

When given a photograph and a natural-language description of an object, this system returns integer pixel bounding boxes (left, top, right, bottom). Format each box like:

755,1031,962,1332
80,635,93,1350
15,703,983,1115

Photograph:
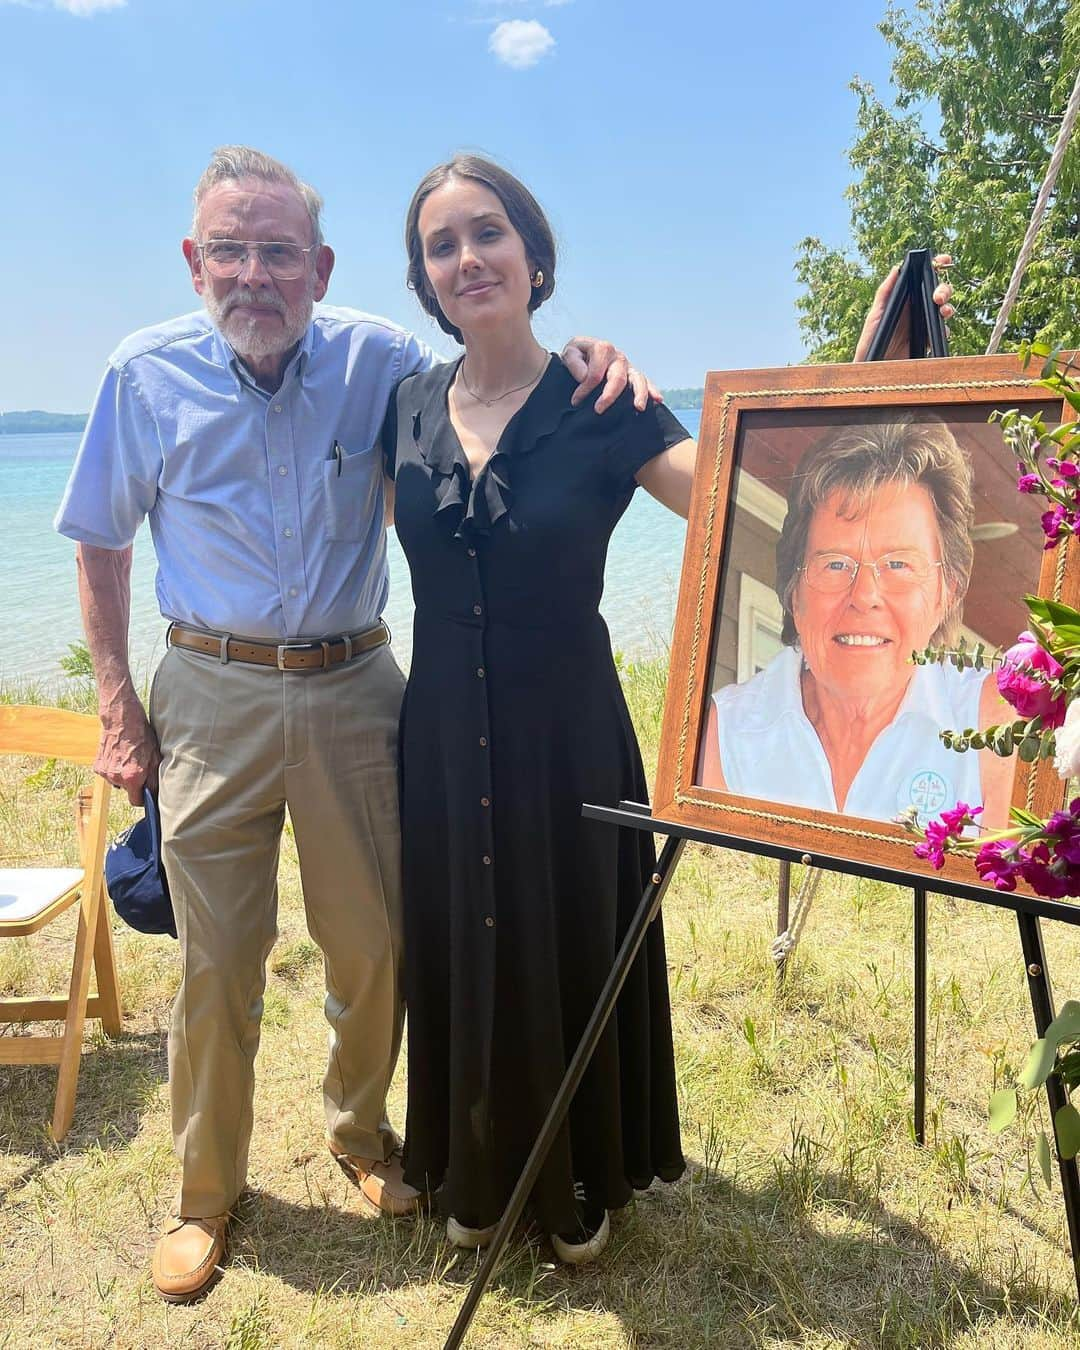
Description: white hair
191,146,324,246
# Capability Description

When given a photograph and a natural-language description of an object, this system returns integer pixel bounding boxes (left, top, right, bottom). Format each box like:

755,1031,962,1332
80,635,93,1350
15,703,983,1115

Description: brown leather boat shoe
330,1142,426,1218
151,1214,229,1303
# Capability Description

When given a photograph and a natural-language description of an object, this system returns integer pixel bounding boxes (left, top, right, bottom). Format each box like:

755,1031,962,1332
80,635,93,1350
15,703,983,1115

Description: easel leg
775,860,791,985
1017,912,1080,1302
443,834,687,1350
914,887,927,1147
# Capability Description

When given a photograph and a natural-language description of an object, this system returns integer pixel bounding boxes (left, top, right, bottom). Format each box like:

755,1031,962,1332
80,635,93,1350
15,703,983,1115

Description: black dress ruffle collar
407,354,580,539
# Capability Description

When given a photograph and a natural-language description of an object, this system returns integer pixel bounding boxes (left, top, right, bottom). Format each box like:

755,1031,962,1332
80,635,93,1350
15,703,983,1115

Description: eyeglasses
197,239,315,281
799,550,944,594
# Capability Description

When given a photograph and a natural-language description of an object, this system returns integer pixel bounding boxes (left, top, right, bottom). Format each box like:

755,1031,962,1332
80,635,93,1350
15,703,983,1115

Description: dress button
277,465,288,476
473,605,482,617
477,667,485,678
484,916,495,928
283,527,294,538
273,404,283,414
480,796,490,807
479,736,488,747
467,547,477,558
482,855,491,865
288,586,298,598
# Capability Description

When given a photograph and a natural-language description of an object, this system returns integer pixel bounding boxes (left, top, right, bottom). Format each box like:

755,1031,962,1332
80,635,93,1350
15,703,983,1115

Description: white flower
1054,698,1080,780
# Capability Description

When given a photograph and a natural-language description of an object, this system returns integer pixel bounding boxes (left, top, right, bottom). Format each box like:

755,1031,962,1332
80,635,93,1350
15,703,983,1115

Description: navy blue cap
104,788,176,939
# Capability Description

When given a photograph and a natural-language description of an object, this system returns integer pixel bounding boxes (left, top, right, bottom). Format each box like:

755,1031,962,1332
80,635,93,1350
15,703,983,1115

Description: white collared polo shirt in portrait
711,644,985,825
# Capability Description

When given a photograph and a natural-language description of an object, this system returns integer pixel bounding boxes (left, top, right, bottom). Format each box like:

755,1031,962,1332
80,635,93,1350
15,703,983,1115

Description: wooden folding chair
0,705,123,1141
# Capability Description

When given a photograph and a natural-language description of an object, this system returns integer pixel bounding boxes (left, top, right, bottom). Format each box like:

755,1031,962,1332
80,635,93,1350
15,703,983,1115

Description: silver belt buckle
276,641,312,670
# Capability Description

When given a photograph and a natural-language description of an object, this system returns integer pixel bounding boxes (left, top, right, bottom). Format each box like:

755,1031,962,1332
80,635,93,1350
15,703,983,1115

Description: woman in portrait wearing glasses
699,418,1014,829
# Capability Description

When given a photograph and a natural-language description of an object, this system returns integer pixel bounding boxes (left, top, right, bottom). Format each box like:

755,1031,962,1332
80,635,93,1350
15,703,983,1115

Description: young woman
382,155,697,1262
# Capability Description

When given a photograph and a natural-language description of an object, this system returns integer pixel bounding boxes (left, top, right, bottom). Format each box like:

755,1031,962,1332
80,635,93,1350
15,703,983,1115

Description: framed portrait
653,355,1078,890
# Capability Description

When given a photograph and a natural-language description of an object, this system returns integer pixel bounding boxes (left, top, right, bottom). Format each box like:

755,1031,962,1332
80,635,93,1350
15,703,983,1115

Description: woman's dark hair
404,154,556,344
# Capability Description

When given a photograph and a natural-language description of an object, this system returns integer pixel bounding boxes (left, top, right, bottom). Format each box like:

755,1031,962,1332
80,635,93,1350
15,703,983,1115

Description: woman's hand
560,336,661,413
853,254,955,362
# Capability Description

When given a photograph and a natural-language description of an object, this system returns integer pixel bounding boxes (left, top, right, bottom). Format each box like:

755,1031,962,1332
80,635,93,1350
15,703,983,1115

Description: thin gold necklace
458,352,549,408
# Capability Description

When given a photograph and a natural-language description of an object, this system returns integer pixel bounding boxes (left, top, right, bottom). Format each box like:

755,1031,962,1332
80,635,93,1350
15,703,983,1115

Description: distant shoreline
1,388,708,435
0,413,87,435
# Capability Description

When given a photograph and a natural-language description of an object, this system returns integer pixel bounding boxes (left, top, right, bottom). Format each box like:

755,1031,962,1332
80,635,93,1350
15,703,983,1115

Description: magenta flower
974,839,1025,891
1017,472,1043,494
1044,810,1080,867
914,803,982,869
940,802,982,833
1041,503,1074,547
1020,844,1072,899
1047,458,1080,478
996,631,1067,728
914,820,952,869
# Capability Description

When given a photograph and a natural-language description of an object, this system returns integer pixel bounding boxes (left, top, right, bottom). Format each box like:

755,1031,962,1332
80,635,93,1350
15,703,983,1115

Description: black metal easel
860,245,944,1148
445,803,1080,1347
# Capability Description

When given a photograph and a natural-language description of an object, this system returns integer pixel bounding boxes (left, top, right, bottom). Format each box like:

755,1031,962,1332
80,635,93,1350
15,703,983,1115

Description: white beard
204,278,315,362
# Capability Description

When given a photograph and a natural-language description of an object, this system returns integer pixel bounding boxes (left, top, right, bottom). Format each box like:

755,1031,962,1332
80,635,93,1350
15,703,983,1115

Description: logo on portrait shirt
901,769,951,827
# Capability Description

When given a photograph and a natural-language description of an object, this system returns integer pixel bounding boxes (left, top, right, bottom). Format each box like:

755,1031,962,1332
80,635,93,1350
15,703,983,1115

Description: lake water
0,411,699,687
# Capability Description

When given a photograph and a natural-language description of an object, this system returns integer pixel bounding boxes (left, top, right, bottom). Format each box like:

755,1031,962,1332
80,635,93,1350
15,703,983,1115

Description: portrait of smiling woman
698,418,1016,829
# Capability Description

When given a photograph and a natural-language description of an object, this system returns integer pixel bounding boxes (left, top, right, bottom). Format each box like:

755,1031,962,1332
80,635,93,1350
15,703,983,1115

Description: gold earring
532,270,544,288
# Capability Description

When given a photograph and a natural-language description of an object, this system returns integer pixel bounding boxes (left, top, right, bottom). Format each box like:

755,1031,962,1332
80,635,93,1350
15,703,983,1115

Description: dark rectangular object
864,247,949,361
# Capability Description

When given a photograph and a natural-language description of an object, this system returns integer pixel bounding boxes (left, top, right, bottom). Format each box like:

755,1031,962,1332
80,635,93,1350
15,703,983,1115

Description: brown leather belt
167,620,390,671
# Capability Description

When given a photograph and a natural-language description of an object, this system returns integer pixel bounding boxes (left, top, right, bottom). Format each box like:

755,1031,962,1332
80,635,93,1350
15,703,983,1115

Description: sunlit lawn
2,661,1080,1348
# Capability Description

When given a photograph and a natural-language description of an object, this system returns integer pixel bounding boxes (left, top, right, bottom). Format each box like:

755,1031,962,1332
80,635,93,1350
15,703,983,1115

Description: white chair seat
0,868,82,924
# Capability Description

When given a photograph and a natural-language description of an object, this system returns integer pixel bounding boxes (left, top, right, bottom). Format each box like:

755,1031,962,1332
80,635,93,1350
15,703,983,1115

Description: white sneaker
446,1215,497,1249
551,1209,610,1264
548,1182,607,1263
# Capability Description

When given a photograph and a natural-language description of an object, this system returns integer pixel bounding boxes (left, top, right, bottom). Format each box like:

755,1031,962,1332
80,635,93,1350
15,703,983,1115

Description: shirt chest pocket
322,442,381,542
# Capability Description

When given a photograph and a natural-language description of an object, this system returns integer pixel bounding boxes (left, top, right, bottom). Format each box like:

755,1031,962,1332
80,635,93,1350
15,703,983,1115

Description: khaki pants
150,641,406,1218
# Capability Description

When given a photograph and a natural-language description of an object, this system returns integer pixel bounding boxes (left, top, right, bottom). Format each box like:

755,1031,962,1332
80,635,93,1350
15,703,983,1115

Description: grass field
3,659,1080,1348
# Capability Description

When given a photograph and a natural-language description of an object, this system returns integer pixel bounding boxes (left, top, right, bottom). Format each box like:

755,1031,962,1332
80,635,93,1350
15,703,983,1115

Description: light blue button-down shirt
55,305,438,640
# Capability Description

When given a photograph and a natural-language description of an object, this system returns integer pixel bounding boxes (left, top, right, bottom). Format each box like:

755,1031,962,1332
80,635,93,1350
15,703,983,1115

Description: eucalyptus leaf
1019,735,1041,762
1056,1104,1080,1160
988,1088,1017,1133
1046,1001,1080,1047
1020,1037,1057,1090
1037,1131,1054,1188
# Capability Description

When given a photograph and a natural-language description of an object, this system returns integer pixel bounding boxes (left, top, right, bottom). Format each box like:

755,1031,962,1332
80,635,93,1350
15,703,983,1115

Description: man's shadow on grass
0,1028,167,1199
228,1162,1079,1348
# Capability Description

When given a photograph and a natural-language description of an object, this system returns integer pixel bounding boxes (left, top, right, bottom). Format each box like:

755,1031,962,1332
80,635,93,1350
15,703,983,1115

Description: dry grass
3,661,1080,1348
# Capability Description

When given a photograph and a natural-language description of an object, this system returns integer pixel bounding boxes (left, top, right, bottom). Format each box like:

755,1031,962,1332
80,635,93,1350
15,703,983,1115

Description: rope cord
985,62,1080,355
770,866,825,964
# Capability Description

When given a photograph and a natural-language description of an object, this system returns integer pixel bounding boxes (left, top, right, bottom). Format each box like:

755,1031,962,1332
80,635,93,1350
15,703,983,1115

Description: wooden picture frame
654,355,1077,892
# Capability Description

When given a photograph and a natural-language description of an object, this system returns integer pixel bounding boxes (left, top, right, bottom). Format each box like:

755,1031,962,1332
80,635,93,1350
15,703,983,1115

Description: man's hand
76,541,160,805
560,336,662,413
853,254,955,362
95,699,161,805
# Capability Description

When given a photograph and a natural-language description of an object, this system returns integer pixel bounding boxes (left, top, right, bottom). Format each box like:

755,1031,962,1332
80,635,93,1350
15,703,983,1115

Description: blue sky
1,0,905,411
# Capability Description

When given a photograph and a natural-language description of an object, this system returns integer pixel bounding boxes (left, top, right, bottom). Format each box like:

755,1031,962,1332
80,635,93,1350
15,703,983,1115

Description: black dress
385,356,687,1234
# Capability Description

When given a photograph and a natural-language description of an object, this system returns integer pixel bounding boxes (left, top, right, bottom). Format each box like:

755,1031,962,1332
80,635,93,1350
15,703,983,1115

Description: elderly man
55,146,650,1303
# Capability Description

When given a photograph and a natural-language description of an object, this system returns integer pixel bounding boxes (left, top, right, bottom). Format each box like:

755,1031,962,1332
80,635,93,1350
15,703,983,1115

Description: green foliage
59,639,94,681
661,387,705,409
796,0,1080,360
995,1001,1080,1185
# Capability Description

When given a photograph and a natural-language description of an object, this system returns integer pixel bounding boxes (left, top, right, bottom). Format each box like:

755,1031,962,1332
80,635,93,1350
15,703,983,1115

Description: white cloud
488,18,554,69
1,0,127,12
55,0,125,12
